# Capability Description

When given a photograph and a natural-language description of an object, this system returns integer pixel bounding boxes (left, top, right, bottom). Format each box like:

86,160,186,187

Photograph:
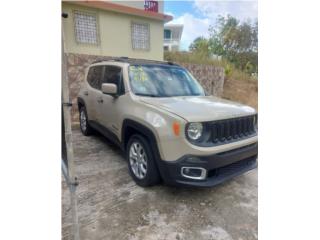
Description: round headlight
187,122,203,140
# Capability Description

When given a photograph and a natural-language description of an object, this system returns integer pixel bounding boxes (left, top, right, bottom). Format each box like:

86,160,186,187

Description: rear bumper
157,143,258,187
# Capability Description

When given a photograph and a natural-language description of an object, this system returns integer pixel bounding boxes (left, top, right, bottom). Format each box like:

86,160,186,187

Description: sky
164,0,258,51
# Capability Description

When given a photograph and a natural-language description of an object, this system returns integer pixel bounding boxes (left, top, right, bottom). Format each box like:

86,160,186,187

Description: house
163,24,183,51
62,1,172,60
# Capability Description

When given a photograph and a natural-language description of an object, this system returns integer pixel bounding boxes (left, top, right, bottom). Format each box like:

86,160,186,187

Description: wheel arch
121,119,161,161
122,119,166,181
77,97,86,110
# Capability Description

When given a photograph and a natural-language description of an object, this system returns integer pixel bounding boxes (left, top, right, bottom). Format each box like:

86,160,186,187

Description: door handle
84,91,89,96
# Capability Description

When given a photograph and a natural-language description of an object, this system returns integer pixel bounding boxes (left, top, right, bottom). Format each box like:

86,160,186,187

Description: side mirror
102,83,118,96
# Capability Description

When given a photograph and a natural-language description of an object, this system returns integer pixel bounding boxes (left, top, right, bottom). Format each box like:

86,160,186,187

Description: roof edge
63,1,173,22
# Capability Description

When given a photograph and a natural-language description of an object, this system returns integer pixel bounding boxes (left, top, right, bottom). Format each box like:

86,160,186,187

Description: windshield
128,64,205,97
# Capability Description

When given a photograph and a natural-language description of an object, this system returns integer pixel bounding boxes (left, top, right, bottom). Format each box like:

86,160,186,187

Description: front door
98,65,124,136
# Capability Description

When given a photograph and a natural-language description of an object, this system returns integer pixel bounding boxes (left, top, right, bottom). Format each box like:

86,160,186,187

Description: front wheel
127,134,160,187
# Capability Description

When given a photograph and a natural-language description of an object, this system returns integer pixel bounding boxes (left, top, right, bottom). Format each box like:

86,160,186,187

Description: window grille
74,10,99,44
131,22,150,50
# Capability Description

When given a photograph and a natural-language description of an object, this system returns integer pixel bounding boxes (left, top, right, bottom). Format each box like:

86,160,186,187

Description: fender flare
121,119,159,151
121,119,163,171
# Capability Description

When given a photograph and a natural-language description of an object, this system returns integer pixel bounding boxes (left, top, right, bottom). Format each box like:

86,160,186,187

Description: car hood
140,96,256,122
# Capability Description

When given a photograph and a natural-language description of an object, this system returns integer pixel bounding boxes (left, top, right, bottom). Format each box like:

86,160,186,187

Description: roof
65,1,173,22
164,23,184,28
164,24,184,32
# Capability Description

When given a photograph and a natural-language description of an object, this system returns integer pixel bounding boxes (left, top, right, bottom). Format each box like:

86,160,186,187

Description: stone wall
66,53,225,123
178,62,225,97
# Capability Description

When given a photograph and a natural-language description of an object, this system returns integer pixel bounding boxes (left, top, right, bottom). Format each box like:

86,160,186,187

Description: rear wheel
79,106,93,136
127,134,160,187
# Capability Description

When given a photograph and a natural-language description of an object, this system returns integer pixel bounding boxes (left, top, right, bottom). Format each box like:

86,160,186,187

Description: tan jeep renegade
77,57,258,187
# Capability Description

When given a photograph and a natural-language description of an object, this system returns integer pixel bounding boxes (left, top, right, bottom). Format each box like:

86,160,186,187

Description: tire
79,106,93,136
126,134,160,187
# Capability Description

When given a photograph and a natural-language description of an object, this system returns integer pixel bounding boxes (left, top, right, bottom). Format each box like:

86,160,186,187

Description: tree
208,15,258,73
189,37,210,59
187,15,258,74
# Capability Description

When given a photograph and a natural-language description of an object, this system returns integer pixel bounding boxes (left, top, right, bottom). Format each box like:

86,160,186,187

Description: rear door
85,65,104,122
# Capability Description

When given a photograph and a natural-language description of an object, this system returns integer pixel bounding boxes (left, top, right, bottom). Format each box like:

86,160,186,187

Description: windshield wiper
134,93,160,97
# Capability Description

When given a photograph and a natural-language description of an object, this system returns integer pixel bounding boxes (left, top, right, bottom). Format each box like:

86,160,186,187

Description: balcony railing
164,39,180,45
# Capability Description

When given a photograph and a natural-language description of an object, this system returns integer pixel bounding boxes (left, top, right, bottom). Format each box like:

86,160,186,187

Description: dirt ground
223,78,258,111
62,129,258,240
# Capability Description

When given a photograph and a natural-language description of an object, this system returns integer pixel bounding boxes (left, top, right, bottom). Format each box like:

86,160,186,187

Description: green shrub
225,64,232,78
245,61,254,74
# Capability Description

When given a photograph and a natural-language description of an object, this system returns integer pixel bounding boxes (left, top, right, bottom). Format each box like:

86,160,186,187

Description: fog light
181,167,207,180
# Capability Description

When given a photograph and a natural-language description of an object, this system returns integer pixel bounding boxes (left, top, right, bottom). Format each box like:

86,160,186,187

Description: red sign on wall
144,0,158,13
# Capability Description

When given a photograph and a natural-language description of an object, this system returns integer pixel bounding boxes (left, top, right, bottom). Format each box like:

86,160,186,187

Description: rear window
87,66,104,90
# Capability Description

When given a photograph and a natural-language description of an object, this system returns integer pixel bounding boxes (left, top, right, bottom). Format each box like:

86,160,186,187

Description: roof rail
92,57,128,64
91,57,178,66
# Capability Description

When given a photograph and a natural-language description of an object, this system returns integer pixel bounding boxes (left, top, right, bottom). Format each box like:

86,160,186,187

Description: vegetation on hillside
207,15,258,74
164,15,258,82
164,51,256,82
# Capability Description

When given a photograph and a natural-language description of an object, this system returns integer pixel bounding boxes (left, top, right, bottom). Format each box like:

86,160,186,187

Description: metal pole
62,12,80,240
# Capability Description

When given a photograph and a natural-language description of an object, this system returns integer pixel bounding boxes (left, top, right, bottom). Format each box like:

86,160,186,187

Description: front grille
209,115,257,145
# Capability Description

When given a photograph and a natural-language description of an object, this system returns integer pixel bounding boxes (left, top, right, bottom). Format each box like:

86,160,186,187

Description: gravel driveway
62,129,258,240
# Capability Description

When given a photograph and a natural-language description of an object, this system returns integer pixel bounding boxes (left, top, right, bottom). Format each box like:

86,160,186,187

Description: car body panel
139,95,256,122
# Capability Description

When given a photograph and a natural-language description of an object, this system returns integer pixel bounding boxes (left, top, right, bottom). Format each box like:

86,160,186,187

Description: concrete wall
66,53,225,123
62,2,164,60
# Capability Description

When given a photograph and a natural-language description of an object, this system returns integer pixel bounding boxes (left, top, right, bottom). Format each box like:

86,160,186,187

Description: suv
77,57,258,187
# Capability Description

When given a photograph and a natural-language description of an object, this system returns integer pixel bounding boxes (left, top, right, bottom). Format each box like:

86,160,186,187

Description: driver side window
102,66,124,94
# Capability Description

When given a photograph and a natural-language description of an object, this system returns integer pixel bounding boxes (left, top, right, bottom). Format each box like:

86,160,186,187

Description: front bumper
157,143,258,187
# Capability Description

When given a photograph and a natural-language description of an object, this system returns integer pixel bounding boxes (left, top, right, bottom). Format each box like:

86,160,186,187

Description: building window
164,29,171,39
131,22,150,50
74,10,99,44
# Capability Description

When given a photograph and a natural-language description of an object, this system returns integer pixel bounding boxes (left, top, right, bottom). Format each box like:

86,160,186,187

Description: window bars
74,10,99,45
131,22,150,50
